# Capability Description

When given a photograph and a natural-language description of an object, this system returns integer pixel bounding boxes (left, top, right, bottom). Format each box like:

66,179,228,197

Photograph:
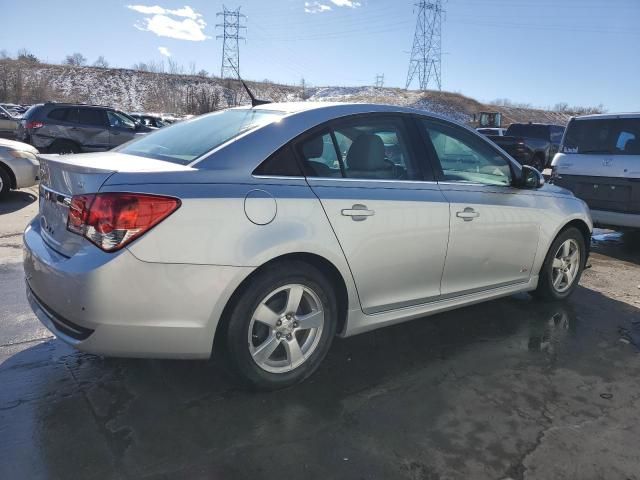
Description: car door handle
341,204,375,221
456,207,480,221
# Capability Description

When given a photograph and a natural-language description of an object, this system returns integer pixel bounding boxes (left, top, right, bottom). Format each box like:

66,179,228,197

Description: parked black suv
16,103,152,154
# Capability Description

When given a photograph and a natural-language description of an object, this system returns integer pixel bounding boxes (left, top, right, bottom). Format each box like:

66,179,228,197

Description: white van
551,113,640,230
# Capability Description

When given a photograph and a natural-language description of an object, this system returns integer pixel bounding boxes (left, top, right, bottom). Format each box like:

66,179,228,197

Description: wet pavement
1,189,640,480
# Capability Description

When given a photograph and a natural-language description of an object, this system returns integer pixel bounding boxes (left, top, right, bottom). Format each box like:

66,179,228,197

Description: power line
216,6,246,79
406,0,443,91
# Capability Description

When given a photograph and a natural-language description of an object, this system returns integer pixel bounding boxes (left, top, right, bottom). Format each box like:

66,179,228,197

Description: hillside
0,59,572,126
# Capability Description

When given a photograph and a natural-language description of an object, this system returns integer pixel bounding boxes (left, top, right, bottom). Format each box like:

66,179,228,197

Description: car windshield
506,124,549,140
116,109,285,165
562,118,640,155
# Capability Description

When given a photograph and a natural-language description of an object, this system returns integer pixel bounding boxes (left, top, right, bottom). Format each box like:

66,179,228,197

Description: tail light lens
25,120,44,129
67,193,181,252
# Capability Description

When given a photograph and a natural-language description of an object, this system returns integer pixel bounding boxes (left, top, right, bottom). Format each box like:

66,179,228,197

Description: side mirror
521,165,545,189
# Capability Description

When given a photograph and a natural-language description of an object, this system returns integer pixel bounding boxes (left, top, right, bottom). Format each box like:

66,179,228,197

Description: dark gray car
16,103,152,154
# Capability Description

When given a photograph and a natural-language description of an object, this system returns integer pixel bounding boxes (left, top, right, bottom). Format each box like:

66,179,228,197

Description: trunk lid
37,152,191,257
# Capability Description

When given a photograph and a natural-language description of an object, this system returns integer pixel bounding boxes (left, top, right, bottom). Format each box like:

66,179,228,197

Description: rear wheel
533,227,585,300
49,140,80,154
223,261,337,390
0,165,11,196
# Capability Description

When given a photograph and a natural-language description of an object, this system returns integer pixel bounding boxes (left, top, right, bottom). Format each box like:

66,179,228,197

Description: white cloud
329,0,361,7
158,46,171,57
304,1,332,14
127,5,209,41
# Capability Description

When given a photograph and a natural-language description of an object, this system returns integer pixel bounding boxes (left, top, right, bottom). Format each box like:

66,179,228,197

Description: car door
418,118,541,296
107,110,138,147
297,114,450,314
76,107,110,151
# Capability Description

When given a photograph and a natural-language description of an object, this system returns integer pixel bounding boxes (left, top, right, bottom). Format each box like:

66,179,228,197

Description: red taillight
25,120,44,129
66,193,180,252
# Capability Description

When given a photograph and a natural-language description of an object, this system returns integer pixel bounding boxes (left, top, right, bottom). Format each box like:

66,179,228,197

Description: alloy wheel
551,239,580,293
248,284,325,373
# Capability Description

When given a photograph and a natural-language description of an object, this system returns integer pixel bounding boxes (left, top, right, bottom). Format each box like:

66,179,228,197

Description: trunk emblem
602,158,613,166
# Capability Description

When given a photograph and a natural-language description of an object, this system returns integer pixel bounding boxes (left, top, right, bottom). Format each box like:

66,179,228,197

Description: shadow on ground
2,286,640,480
0,189,37,215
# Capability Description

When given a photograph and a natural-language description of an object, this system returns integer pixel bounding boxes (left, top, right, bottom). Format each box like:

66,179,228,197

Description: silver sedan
0,138,39,196
24,103,592,389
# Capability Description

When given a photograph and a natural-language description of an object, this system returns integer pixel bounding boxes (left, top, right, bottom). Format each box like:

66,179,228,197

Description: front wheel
0,166,11,196
533,227,586,300
223,261,337,390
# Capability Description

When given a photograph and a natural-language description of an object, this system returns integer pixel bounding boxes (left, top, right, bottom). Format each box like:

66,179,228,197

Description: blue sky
2,0,639,111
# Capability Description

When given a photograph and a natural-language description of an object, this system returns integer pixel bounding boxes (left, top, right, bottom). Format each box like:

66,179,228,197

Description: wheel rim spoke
553,271,564,288
252,335,281,364
254,303,280,327
284,337,304,367
552,258,563,269
562,241,570,258
285,285,304,315
296,310,324,330
248,283,325,374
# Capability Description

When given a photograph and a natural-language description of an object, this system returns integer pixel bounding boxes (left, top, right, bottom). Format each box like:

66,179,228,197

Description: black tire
222,260,337,390
48,140,80,154
533,227,585,301
0,165,11,196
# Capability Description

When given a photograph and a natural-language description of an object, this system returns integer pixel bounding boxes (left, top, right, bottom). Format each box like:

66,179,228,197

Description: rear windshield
562,118,640,155
505,124,549,140
115,109,285,165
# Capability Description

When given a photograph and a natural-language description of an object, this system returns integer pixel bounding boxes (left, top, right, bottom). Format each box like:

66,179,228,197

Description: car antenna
229,63,271,107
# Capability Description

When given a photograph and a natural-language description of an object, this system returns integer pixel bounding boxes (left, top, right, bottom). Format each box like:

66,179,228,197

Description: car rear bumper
23,218,253,359
591,209,640,229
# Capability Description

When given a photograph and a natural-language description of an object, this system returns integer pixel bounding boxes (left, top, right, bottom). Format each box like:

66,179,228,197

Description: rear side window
254,145,302,177
297,116,422,181
47,107,78,123
78,108,106,127
550,126,564,143
48,108,70,121
563,118,640,155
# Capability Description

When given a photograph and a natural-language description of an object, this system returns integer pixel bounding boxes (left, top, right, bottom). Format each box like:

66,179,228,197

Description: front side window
107,111,135,129
299,117,421,181
116,109,285,165
422,120,513,186
550,126,564,143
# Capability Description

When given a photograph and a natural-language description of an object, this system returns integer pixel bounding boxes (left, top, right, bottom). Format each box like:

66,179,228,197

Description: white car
551,113,640,230
0,138,40,196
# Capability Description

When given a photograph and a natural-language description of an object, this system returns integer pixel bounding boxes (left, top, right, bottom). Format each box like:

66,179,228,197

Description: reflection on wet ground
2,281,640,479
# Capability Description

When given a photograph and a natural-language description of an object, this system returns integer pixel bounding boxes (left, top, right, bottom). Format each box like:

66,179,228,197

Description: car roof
230,101,448,119
572,112,640,121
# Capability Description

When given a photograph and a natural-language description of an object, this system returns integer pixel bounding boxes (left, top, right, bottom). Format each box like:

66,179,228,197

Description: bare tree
197,69,208,78
188,61,196,76
93,56,109,68
17,48,39,63
0,50,9,60
64,52,87,66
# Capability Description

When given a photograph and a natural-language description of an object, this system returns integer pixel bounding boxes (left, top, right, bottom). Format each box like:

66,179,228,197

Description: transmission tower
216,6,246,79
405,0,443,91
374,73,385,88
